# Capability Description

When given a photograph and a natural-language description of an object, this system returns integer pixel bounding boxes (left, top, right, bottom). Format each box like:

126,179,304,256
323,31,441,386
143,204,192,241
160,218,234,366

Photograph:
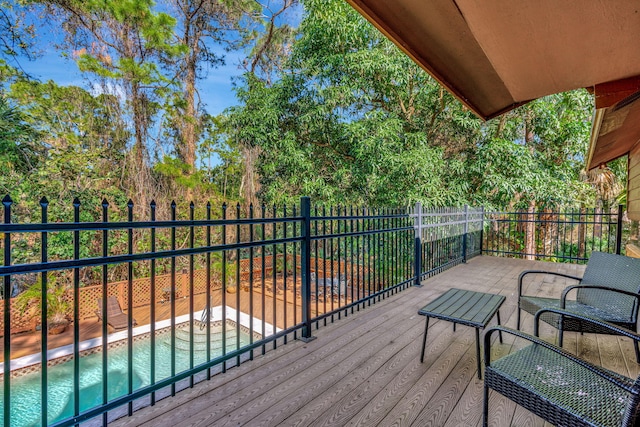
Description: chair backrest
577,252,640,319
332,275,347,295
105,296,124,316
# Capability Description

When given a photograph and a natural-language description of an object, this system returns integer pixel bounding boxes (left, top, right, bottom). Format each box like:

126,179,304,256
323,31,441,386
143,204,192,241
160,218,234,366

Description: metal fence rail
0,196,630,426
0,196,483,427
482,205,625,263
413,204,484,283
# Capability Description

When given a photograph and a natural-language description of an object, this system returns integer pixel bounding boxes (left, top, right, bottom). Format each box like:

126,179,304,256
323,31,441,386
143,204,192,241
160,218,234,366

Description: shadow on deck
111,256,638,427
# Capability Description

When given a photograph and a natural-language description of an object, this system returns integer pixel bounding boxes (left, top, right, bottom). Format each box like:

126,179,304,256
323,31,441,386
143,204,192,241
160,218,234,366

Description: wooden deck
110,255,640,427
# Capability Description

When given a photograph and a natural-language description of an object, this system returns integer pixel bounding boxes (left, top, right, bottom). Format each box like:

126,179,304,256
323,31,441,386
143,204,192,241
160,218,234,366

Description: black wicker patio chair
517,251,640,362
484,308,640,427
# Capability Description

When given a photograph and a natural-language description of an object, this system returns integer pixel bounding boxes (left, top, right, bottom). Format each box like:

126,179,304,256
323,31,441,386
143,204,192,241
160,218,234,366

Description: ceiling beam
594,75,640,109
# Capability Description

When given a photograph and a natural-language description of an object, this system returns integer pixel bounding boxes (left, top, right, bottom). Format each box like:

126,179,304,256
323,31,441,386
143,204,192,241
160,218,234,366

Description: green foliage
15,276,71,325
2,72,128,218
0,95,41,179
199,114,243,200
466,91,594,210
154,156,203,189
224,0,599,210
211,252,237,287
0,0,620,286
226,0,483,207
0,1,37,61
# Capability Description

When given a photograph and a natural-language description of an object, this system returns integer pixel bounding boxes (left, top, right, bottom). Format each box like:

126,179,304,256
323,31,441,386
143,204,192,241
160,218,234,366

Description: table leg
453,322,456,332
420,316,430,363
476,328,482,379
496,311,503,343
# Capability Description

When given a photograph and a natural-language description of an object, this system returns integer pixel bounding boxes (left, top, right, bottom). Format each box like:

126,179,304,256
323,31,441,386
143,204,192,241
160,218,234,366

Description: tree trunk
525,200,536,260
182,49,199,171
523,109,537,260
578,206,587,260
127,81,152,207
540,208,557,256
240,144,261,209
593,202,602,238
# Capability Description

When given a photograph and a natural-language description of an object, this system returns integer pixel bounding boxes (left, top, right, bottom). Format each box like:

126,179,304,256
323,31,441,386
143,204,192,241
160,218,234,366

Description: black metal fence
482,205,626,263
414,204,484,282
0,196,479,427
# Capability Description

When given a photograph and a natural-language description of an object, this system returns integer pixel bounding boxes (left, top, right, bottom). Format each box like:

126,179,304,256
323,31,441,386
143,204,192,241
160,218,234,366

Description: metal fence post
616,204,624,255
414,202,423,287
479,206,485,255
300,196,316,341
463,204,469,263
2,195,11,426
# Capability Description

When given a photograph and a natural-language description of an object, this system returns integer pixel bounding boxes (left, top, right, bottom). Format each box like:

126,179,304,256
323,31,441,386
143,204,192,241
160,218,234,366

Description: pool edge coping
0,306,280,374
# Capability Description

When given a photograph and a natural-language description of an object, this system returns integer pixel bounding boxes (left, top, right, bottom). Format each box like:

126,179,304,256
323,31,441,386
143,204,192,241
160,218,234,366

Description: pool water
1,321,253,426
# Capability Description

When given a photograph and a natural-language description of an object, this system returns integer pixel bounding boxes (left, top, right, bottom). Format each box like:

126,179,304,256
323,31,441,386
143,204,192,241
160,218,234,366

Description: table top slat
469,295,505,324
418,288,505,329
455,293,495,324
428,289,477,318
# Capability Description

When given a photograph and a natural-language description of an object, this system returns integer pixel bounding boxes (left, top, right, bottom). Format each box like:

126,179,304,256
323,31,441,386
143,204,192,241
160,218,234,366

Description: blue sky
8,1,304,168
13,1,304,118
16,46,245,118
14,43,246,170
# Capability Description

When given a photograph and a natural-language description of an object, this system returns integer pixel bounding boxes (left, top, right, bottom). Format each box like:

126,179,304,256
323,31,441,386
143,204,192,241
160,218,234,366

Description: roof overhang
587,89,640,170
345,0,640,121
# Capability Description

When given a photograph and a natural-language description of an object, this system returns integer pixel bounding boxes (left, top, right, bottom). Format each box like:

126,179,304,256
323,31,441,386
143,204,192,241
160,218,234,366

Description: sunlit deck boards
111,256,639,427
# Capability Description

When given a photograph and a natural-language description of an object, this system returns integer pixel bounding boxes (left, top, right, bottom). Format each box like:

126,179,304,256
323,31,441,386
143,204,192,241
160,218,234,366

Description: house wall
628,143,640,220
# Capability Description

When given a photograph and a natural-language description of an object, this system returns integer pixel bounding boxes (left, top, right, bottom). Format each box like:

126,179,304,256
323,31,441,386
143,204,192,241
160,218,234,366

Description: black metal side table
418,288,505,379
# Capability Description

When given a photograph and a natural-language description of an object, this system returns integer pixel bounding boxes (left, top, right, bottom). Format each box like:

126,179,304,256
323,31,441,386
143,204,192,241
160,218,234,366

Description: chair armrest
483,325,639,394
518,270,582,296
560,284,640,308
533,307,640,342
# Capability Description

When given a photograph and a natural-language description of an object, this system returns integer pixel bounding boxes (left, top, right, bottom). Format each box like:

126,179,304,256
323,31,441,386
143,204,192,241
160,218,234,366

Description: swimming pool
0,308,267,427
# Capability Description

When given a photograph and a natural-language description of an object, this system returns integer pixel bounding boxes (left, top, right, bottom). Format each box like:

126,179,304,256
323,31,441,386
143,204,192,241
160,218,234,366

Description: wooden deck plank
619,335,640,379
598,334,629,377
119,290,420,425
307,315,457,427
210,307,423,426
108,256,633,427
161,290,423,427
373,329,476,427
259,317,426,427
410,334,481,426
443,298,519,427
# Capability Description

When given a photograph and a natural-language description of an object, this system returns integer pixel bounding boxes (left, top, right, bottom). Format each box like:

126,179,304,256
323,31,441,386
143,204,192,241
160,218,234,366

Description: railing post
300,196,316,342
479,206,485,255
414,202,423,287
463,204,469,263
2,195,11,426
616,204,624,255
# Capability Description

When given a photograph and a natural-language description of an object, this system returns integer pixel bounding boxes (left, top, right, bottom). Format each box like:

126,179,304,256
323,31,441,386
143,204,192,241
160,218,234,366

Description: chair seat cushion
520,296,635,332
487,344,634,427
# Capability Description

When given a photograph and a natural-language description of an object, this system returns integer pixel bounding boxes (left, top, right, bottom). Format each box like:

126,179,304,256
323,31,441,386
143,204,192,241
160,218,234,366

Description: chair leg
516,307,521,330
558,329,564,347
634,340,640,363
483,384,489,427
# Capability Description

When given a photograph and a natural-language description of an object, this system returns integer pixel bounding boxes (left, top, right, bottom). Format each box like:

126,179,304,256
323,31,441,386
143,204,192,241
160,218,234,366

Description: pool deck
109,255,640,427
4,279,325,363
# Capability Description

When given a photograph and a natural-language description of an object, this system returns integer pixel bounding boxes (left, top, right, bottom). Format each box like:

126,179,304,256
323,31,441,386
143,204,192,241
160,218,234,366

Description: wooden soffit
345,0,640,121
587,90,640,170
